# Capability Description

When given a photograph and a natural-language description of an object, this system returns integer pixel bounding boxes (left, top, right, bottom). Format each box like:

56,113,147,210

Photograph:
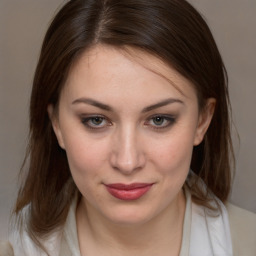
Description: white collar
64,185,233,256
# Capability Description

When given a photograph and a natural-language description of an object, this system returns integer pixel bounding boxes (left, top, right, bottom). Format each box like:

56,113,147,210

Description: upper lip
105,183,153,190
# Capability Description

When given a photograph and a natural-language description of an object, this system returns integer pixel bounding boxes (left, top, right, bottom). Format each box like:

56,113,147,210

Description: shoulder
226,203,256,256
9,205,62,256
9,227,62,256
0,241,14,256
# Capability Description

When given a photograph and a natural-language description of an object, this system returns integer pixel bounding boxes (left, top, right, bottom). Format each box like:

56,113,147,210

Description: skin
48,45,215,256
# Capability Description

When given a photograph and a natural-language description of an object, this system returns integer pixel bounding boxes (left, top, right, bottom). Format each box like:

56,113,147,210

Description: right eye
81,115,111,130
144,114,176,130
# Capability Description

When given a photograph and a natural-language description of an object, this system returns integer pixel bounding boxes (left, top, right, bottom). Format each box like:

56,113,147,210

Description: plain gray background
0,0,255,241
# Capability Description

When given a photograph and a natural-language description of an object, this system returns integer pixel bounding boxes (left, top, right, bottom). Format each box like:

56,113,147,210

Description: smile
105,183,154,201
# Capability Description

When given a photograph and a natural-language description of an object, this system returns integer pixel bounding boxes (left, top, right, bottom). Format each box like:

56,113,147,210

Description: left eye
146,115,175,129
81,116,110,129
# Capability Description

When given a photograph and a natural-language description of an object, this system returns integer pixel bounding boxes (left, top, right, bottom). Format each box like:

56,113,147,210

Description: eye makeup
80,115,112,130
79,113,177,132
144,114,176,131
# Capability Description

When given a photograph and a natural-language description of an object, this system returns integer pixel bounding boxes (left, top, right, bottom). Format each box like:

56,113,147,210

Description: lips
105,183,153,200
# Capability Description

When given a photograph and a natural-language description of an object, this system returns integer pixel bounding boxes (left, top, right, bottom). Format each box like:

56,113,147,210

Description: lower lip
105,184,153,201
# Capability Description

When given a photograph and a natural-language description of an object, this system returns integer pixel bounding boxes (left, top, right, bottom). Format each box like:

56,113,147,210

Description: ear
193,98,216,146
47,104,66,149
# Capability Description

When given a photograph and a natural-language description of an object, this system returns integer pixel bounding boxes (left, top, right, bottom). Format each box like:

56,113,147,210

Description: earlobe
47,105,66,149
194,98,216,146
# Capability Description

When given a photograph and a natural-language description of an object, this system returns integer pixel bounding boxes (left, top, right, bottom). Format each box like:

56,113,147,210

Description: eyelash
81,115,111,130
80,114,176,131
145,115,176,130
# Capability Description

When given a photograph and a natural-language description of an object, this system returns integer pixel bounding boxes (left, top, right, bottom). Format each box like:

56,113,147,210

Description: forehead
63,45,197,102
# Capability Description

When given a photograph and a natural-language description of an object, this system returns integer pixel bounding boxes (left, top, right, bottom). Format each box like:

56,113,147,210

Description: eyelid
144,114,176,129
80,114,112,130
79,113,176,131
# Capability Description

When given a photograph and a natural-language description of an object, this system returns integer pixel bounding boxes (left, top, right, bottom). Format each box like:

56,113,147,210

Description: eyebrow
72,98,113,111
142,98,184,112
72,97,184,112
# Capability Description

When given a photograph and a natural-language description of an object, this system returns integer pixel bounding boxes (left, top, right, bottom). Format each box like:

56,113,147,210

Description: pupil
154,117,164,125
92,117,103,125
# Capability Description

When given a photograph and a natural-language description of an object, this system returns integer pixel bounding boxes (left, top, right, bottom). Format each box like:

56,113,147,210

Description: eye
145,115,176,129
81,115,111,129
152,116,166,126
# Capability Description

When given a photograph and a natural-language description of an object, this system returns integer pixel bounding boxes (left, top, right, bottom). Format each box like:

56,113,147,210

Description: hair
14,0,234,252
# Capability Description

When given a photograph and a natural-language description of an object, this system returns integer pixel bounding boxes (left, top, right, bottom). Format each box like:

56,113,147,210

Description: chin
102,204,159,226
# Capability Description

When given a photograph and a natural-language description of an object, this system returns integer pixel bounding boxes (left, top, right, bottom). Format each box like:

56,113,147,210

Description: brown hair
14,0,234,252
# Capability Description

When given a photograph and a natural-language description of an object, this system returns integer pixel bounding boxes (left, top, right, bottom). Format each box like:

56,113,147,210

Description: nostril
110,150,146,174
109,130,146,174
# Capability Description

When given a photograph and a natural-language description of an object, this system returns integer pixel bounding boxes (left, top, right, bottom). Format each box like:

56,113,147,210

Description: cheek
151,135,194,199
64,136,111,204
151,135,193,166
63,134,109,181
149,129,195,176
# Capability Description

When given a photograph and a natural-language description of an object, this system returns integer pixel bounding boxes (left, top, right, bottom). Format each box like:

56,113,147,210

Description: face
49,45,214,225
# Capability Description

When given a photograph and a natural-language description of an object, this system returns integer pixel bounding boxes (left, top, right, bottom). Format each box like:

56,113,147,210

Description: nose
110,126,146,175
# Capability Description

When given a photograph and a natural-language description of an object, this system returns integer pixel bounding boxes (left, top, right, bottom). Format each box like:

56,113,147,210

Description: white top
9,186,234,256
63,186,233,256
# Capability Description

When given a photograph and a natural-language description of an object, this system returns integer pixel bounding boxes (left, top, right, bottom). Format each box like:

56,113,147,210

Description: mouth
105,183,154,201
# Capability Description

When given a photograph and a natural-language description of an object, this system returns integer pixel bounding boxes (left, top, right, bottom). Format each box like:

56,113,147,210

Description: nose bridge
111,124,144,173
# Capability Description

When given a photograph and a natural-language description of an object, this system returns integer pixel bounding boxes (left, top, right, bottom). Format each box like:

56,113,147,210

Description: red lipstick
105,183,153,200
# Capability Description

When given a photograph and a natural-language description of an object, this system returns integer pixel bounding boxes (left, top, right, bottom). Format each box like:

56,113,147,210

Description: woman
6,0,256,255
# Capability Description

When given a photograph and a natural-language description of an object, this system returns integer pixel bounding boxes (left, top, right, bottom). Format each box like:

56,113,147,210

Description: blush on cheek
155,137,190,160
155,141,193,178
66,144,105,185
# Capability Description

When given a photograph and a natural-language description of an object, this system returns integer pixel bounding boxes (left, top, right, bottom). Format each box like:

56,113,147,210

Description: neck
77,190,186,256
